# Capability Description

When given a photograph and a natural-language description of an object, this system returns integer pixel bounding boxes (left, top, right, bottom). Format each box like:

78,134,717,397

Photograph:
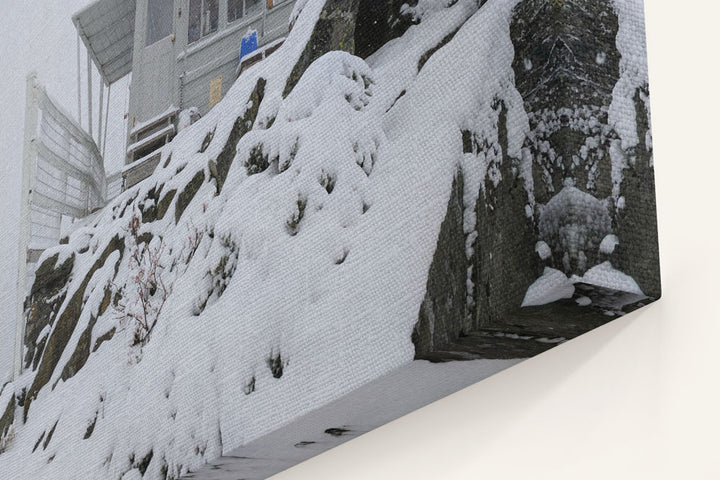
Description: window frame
188,0,220,44
227,0,265,25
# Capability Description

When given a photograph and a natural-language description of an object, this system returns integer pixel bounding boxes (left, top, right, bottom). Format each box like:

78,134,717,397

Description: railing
106,171,124,200
13,74,109,379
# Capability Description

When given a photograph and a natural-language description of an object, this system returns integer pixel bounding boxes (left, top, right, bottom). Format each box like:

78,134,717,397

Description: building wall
127,0,295,163
128,0,180,140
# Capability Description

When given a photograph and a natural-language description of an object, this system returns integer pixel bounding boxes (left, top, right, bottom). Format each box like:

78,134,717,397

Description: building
12,0,297,380
72,0,296,189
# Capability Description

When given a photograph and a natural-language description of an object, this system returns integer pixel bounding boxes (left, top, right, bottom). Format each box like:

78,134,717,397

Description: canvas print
0,0,660,478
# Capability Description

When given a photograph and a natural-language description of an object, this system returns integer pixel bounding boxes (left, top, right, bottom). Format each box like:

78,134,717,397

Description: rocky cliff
414,0,659,356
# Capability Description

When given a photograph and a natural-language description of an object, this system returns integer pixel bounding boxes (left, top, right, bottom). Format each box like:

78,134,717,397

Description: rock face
511,0,619,215
416,100,542,353
414,0,660,354
22,253,75,370
511,0,619,200
413,172,468,356
470,103,543,329
354,0,417,59
211,77,266,194
284,0,360,97
614,88,661,298
24,235,124,419
510,0,659,279
0,395,14,449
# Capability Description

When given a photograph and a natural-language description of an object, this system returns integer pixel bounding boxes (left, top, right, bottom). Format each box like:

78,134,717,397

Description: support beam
98,76,104,147
87,52,93,138
103,83,111,161
77,35,82,124
14,74,40,380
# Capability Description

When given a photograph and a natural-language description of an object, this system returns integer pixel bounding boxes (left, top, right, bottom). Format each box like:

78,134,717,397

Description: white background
273,2,720,479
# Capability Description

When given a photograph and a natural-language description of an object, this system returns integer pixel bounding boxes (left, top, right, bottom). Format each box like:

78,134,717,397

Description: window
246,0,263,15
227,0,243,23
228,0,264,24
146,0,174,45
188,0,219,44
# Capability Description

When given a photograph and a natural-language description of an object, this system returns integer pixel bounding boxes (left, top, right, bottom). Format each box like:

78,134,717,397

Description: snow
122,471,144,480
35,241,76,276
290,0,312,26
0,381,13,414
525,104,611,197
522,267,576,307
535,241,552,261
575,296,592,307
535,337,566,345
538,186,612,271
178,107,201,131
186,358,520,480
599,234,620,255
522,261,645,308
583,261,644,296
609,0,650,149
129,106,180,137
125,124,176,156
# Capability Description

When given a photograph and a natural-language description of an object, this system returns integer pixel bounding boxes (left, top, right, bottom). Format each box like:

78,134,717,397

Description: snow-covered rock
522,268,576,307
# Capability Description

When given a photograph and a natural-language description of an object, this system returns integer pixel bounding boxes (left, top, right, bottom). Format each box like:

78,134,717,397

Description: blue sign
240,30,258,61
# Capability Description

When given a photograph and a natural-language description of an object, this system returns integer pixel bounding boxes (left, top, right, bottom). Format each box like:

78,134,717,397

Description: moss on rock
245,143,270,175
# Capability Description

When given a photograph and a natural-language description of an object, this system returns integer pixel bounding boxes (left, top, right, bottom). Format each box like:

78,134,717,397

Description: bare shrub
114,209,172,346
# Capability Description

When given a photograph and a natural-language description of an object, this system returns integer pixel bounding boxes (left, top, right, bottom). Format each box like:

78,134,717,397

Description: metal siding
73,0,136,84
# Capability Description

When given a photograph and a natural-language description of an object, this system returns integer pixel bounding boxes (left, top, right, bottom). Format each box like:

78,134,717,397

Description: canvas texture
0,0,659,478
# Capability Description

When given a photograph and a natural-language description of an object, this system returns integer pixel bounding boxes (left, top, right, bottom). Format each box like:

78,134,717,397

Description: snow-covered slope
0,1,658,479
